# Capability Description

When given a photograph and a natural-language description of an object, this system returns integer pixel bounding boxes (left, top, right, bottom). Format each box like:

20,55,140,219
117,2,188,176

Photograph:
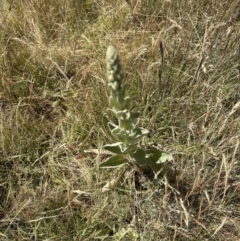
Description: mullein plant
100,45,172,173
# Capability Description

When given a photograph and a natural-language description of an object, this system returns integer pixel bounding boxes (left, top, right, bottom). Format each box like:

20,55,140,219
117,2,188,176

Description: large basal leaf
104,142,137,154
155,151,173,164
130,149,147,166
99,154,128,168
103,142,123,154
130,149,173,166
145,149,173,164
120,144,137,154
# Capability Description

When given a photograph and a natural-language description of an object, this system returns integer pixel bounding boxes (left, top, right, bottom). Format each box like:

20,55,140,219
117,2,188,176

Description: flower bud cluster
106,45,123,92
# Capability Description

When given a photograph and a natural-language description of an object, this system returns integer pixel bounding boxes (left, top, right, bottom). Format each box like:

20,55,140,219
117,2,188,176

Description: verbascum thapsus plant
100,45,172,172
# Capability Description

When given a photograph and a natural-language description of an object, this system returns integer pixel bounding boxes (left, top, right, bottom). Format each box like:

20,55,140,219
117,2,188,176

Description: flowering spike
106,45,123,92
101,46,172,171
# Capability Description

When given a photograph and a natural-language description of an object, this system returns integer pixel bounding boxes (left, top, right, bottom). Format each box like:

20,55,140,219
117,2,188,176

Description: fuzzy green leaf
145,149,173,164
130,128,149,140
155,151,173,164
130,149,147,166
130,112,140,127
120,144,137,153
102,115,116,141
130,149,173,166
111,126,123,136
99,154,128,168
116,109,128,118
103,142,122,154
124,96,131,109
110,96,123,110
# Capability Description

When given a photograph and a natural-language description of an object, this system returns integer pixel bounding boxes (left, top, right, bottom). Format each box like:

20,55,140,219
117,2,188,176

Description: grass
0,0,240,240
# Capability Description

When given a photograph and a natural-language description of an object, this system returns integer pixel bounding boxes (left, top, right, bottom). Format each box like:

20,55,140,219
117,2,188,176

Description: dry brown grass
0,0,240,240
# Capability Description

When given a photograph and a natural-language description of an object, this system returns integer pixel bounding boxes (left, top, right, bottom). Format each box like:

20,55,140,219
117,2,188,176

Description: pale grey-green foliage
100,46,172,171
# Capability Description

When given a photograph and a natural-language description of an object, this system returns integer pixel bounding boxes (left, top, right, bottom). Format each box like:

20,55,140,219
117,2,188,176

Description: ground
0,0,240,240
